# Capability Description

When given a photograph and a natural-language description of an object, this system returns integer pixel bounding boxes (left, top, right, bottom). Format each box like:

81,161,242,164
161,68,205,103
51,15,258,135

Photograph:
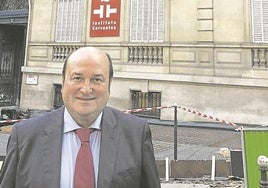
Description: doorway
0,6,28,107
0,24,26,106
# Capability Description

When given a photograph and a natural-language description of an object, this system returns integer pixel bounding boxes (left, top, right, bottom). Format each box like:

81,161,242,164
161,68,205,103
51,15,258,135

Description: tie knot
75,129,91,142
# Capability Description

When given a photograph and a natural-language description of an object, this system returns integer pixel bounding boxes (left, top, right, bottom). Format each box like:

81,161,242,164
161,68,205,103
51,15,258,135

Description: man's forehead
71,47,104,57
68,49,107,64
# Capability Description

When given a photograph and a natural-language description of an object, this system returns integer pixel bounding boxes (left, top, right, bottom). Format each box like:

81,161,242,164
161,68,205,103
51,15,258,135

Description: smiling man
61,47,111,128
0,47,161,188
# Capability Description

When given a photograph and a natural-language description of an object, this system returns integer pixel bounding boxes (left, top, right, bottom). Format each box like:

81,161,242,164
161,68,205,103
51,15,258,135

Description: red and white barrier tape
123,105,242,131
122,106,171,113
1,105,242,131
0,119,26,124
0,107,172,124
176,106,242,131
177,106,236,126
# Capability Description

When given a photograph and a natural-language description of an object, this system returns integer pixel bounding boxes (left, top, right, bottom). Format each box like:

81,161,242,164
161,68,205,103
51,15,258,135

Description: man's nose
80,81,93,94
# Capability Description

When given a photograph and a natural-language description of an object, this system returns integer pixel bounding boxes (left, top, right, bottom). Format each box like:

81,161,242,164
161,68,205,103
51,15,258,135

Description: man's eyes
69,76,104,84
71,76,83,82
91,77,104,84
71,76,83,81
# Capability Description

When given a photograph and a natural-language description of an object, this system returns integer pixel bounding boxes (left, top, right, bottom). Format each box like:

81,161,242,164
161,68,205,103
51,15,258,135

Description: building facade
16,0,268,125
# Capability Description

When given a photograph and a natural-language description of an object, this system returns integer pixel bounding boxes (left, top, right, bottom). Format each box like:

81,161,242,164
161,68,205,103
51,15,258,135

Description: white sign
26,74,38,85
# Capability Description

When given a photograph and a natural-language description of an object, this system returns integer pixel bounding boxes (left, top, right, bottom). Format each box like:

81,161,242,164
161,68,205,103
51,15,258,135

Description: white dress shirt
60,108,102,188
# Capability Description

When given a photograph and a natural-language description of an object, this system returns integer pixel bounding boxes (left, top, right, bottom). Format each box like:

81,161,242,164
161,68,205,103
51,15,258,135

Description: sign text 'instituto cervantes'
90,0,121,37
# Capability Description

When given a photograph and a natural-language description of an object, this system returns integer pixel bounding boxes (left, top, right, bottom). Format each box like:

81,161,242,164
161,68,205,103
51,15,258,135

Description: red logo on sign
90,0,121,37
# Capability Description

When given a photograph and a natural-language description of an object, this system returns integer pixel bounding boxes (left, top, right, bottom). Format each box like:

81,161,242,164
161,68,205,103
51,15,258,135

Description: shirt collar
63,107,102,133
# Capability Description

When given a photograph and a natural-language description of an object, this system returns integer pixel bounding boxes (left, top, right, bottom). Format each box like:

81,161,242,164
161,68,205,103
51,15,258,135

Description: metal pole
257,155,268,188
259,166,268,188
174,105,177,160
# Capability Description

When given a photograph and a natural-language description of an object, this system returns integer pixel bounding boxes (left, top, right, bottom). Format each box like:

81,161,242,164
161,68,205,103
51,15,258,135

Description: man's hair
62,51,114,87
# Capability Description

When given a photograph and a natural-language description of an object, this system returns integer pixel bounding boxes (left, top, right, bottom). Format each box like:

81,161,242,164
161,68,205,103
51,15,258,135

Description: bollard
257,155,268,188
165,157,169,182
211,155,216,181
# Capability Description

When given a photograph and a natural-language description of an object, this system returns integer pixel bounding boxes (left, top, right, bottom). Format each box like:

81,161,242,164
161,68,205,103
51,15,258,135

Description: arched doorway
0,0,28,106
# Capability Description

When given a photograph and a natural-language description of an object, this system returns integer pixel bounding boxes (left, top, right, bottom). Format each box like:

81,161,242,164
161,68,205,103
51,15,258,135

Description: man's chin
76,108,95,115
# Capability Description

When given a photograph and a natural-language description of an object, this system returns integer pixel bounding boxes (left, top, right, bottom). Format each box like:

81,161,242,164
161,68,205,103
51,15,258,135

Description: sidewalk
161,183,209,188
147,118,242,131
160,178,243,187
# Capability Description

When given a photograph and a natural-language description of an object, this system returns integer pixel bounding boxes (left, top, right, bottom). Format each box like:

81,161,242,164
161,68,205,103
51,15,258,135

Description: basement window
53,84,63,109
130,90,161,119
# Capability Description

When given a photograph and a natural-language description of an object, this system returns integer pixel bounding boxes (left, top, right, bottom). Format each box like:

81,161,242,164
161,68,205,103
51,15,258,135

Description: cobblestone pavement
149,124,241,160
161,178,243,187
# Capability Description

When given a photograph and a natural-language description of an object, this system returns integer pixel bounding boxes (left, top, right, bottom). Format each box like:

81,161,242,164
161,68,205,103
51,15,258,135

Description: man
0,47,160,188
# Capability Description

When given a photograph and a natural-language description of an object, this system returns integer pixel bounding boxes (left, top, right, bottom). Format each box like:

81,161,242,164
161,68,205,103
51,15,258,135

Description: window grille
252,0,268,43
130,0,164,42
0,83,16,106
0,42,15,79
55,0,84,42
131,90,161,119
53,84,63,109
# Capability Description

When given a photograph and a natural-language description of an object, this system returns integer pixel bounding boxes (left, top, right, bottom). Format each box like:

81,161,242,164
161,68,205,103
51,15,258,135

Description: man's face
61,48,110,123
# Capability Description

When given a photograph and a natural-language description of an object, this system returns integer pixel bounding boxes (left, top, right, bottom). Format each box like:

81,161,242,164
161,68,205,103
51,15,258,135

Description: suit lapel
41,107,64,187
98,107,120,187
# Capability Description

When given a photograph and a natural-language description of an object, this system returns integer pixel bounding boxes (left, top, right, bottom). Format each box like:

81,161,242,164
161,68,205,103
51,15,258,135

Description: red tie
74,129,95,188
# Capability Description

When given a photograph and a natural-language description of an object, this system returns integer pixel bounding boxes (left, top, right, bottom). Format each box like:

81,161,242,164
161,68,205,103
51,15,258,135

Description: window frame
55,0,84,42
252,0,268,43
130,0,164,42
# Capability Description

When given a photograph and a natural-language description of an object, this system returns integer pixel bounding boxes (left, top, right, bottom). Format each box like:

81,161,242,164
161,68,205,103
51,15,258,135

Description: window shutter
130,0,164,42
55,0,83,42
252,0,268,43
137,0,144,41
130,0,138,41
262,0,268,41
143,0,149,41
252,0,263,42
157,0,164,41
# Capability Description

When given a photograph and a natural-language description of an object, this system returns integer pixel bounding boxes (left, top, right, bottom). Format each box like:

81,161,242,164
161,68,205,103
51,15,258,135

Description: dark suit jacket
0,106,160,188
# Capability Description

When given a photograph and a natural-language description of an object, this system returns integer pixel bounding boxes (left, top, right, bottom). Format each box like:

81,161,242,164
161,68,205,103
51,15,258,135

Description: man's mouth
77,97,95,101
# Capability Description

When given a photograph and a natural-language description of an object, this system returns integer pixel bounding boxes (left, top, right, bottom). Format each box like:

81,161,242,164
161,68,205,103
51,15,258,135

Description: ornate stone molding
252,49,268,68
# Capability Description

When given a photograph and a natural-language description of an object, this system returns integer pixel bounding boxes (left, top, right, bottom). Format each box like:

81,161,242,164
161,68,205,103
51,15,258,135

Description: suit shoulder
13,107,64,131
105,106,147,123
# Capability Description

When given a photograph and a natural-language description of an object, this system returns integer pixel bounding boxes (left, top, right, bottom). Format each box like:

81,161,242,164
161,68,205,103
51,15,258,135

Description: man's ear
61,77,65,88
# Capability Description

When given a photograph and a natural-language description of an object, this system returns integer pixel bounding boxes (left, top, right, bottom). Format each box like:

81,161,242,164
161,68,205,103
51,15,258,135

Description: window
55,0,84,42
130,0,164,42
131,90,161,119
252,0,268,43
53,84,63,109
